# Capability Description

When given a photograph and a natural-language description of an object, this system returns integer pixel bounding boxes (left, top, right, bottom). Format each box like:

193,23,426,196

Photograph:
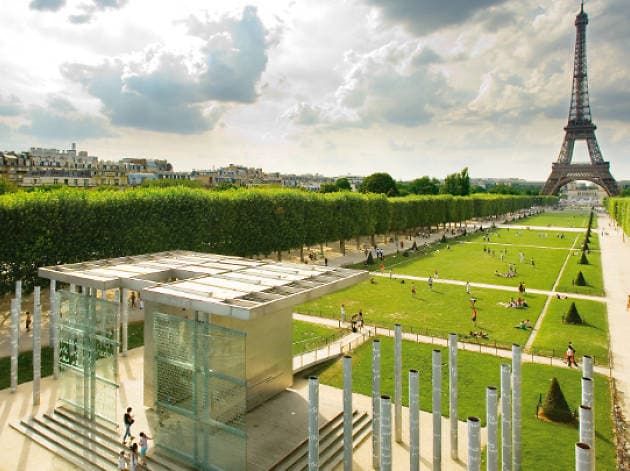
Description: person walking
122,407,134,443
471,308,478,327
411,282,416,298
129,442,139,471
358,311,364,329
428,276,433,291
566,342,577,367
340,304,346,323
465,281,471,295
138,432,152,466
25,311,32,332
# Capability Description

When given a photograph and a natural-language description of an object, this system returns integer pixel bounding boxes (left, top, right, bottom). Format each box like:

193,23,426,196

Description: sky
0,0,628,181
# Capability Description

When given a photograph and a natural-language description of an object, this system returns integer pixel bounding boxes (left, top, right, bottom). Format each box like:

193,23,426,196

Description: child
139,432,152,465
25,311,32,332
118,450,128,471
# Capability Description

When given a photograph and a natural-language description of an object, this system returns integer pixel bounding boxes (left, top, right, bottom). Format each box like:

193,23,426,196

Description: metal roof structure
39,251,367,320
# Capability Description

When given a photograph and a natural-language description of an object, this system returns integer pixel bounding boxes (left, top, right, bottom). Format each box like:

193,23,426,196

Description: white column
467,416,481,471
409,369,420,471
449,333,458,460
500,364,511,471
575,443,592,471
122,288,129,356
343,355,353,471
486,386,498,471
49,280,59,379
15,280,22,352
582,355,593,380
380,395,392,471
372,339,381,469
511,344,522,471
10,298,18,393
394,324,402,443
308,376,319,471
33,286,41,406
432,349,442,471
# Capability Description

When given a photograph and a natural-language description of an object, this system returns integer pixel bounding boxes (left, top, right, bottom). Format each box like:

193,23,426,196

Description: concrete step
53,407,194,471
320,412,372,470
269,410,372,471
13,418,111,471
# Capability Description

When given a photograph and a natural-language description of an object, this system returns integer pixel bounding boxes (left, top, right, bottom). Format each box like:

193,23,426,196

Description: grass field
532,298,609,365
350,228,579,290
555,249,605,296
296,278,545,347
309,337,614,470
293,320,345,355
509,210,596,229
391,242,569,290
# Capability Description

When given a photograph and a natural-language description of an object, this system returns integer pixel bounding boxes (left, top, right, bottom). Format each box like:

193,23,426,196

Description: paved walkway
293,313,611,377
598,215,630,416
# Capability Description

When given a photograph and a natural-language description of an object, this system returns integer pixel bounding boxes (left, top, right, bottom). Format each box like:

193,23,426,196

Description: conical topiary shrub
575,271,587,286
579,252,589,265
563,302,583,325
541,377,574,423
366,251,375,265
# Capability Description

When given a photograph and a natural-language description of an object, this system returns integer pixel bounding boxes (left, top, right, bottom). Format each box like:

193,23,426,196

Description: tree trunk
371,234,376,247
340,239,346,255
300,246,305,263
356,236,361,250
277,250,282,261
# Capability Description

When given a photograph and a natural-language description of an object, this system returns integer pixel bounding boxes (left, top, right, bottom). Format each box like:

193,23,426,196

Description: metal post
579,405,593,448
500,364,511,471
50,280,59,379
343,355,353,471
467,416,481,471
15,280,22,330
308,376,319,471
380,395,392,471
10,298,18,393
433,349,442,471
575,443,592,471
33,286,41,406
486,386,498,471
122,288,129,356
448,333,458,460
582,355,593,380
372,339,381,469
394,324,402,443
409,369,420,471
581,377,593,408
512,344,521,471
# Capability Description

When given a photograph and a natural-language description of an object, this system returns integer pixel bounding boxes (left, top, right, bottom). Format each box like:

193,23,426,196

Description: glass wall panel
154,311,246,470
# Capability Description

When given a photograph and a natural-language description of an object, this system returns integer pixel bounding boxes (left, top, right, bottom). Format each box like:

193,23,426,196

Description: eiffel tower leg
557,134,575,164
586,136,604,164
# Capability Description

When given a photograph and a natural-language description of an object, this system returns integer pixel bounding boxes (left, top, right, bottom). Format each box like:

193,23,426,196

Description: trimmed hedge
0,187,556,294
606,197,630,235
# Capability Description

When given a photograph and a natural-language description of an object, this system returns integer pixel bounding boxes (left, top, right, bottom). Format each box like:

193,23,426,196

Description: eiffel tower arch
541,2,618,197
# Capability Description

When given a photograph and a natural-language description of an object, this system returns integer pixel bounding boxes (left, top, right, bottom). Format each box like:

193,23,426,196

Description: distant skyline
0,0,628,181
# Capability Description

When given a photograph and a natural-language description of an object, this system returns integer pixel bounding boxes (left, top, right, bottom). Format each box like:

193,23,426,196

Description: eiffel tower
541,2,618,196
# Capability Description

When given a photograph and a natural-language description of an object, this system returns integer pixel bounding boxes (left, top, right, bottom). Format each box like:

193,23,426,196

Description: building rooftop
39,250,366,320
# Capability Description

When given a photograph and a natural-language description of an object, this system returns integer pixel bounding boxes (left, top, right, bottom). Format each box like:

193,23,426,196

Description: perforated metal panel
153,312,246,470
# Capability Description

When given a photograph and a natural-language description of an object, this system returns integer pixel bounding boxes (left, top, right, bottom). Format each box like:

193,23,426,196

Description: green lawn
476,227,577,249
296,278,545,348
390,241,569,290
309,337,614,470
532,298,609,365
555,249,605,296
293,320,345,355
508,210,596,229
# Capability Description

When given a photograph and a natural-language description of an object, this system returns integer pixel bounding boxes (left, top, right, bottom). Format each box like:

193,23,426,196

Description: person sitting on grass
514,320,527,330
508,297,517,308
525,319,532,329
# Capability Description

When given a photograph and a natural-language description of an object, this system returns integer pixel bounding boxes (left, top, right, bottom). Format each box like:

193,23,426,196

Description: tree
0,178,18,195
335,178,352,191
409,176,440,195
440,167,470,196
541,377,574,423
319,183,340,193
563,302,583,325
359,172,399,196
